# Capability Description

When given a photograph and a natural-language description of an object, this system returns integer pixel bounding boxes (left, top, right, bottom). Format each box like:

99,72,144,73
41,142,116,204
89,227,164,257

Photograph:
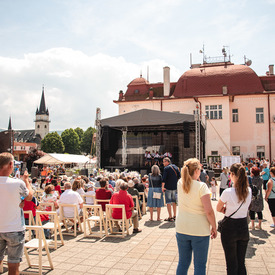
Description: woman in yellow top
176,158,217,275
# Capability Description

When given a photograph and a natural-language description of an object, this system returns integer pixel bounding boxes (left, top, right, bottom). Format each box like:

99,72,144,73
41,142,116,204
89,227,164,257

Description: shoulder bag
217,201,244,233
149,175,162,199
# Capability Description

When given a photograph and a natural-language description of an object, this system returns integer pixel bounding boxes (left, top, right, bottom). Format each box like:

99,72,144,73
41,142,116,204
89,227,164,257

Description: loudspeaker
31,167,38,178
183,122,190,148
103,126,110,150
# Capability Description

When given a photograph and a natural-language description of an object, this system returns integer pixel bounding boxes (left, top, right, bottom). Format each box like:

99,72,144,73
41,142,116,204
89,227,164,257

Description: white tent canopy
34,153,94,165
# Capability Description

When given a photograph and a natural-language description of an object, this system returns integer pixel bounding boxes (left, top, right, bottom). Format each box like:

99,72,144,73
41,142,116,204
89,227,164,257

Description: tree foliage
41,132,65,153
74,127,84,142
61,128,80,154
81,127,96,155
24,148,45,171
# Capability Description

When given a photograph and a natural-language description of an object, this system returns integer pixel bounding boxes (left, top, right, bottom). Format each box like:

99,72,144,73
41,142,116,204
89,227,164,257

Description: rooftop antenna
244,55,252,66
147,66,149,82
140,70,142,78
199,44,206,64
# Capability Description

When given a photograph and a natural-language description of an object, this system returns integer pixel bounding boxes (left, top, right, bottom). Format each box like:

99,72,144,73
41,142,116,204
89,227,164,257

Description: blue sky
0,0,274,131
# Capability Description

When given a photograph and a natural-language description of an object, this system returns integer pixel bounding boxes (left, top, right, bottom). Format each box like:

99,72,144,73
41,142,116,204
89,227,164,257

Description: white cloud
0,48,180,131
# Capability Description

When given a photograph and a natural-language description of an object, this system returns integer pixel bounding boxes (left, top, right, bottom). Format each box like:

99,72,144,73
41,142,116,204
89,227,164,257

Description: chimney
119,90,123,100
163,66,170,97
269,65,274,75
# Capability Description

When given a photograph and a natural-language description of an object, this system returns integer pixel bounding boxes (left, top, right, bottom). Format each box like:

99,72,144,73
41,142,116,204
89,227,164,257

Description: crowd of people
1,152,275,275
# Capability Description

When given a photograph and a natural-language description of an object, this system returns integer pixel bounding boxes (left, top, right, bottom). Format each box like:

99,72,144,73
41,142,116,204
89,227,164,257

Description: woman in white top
176,158,217,275
217,163,252,275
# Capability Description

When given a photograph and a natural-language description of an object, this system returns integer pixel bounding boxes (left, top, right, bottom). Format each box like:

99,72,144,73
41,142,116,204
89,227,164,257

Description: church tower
35,86,50,139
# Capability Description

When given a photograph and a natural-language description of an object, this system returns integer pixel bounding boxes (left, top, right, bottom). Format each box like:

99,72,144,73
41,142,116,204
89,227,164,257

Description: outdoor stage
99,109,205,172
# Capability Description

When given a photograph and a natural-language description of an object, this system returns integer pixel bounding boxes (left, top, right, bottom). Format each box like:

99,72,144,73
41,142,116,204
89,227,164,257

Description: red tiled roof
128,77,149,86
173,64,264,98
260,75,275,91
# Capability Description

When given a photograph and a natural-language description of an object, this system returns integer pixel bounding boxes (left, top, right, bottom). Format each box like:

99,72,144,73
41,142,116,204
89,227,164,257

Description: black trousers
249,210,263,220
221,217,249,275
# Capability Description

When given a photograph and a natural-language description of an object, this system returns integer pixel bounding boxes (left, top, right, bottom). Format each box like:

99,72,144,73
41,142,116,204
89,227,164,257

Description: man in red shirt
95,179,112,211
110,182,141,234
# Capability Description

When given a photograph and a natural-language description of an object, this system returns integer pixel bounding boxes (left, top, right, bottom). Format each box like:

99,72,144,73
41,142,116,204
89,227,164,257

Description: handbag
217,201,244,233
149,175,161,199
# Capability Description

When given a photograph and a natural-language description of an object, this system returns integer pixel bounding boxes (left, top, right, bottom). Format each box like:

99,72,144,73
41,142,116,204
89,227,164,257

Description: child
41,184,59,211
85,184,95,205
210,177,217,200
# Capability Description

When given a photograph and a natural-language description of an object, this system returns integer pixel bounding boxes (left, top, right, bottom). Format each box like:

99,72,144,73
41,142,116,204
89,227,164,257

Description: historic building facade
114,62,275,162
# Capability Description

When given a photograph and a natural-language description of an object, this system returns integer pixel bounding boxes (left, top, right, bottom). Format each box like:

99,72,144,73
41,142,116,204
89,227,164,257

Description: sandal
164,217,174,222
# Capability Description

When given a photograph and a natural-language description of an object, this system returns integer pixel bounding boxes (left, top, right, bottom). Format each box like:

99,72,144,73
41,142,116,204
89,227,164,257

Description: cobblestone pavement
2,190,275,275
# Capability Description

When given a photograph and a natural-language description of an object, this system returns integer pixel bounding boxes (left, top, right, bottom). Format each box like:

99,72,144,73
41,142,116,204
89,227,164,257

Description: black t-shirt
162,164,181,190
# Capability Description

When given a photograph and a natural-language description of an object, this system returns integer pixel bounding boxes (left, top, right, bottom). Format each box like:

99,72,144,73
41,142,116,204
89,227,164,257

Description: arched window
37,125,40,128
45,125,47,128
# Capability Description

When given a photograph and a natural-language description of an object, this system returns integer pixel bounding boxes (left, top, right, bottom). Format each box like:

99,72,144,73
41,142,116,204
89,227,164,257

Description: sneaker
270,224,275,228
133,228,142,234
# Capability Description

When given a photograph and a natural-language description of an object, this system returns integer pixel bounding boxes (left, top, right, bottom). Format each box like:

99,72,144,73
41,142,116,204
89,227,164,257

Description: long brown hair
230,163,249,202
181,158,200,193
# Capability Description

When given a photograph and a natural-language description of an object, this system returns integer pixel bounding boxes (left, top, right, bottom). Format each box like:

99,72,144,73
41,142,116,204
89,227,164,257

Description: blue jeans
176,232,209,275
165,189,177,204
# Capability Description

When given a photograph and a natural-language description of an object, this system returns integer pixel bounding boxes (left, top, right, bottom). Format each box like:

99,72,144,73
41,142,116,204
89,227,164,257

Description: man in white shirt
0,152,33,275
59,182,83,220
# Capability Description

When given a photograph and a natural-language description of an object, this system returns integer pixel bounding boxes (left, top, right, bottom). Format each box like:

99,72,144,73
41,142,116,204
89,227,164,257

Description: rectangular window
256,108,264,123
232,109,239,122
257,146,265,159
205,105,222,119
211,151,218,156
232,146,240,155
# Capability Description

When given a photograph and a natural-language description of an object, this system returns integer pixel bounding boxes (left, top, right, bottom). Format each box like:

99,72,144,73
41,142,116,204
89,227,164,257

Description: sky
0,0,274,131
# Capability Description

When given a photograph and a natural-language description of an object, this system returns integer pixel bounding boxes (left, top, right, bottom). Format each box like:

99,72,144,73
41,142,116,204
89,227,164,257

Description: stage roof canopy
100,109,194,128
34,153,95,165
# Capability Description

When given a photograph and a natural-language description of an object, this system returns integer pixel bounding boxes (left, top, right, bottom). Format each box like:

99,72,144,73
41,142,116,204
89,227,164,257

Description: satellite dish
245,59,252,66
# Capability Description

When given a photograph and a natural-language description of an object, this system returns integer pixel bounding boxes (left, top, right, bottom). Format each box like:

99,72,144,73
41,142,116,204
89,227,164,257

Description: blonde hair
0,152,13,170
181,158,200,193
151,165,160,176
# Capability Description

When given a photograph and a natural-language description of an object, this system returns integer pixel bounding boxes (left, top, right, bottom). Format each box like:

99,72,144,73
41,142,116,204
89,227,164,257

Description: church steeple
35,86,50,139
36,86,49,115
8,116,12,130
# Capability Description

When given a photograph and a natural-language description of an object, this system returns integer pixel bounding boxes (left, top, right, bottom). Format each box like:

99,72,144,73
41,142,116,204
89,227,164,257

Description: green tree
81,127,96,155
41,132,65,153
74,127,84,142
61,128,80,154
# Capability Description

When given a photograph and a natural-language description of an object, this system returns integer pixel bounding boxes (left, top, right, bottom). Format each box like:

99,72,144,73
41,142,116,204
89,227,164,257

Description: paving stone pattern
2,185,275,275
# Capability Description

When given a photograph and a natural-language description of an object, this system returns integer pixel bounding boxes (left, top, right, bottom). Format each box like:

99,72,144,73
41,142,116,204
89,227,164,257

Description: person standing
176,158,217,275
260,163,270,191
248,167,264,230
220,167,229,196
265,167,275,228
0,152,33,275
217,163,252,275
162,157,181,222
147,165,164,221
